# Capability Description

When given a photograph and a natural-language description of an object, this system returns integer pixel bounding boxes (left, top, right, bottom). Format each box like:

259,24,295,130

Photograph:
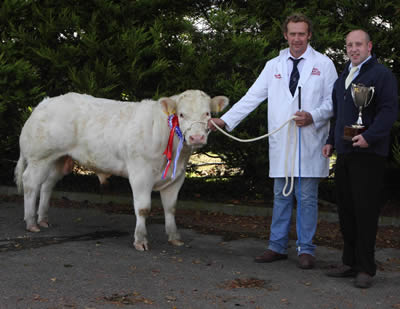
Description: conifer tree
0,0,399,198
0,0,197,180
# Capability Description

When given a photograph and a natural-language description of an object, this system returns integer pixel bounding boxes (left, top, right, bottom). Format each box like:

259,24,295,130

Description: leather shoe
298,253,315,269
326,265,357,278
254,249,288,263
355,272,373,289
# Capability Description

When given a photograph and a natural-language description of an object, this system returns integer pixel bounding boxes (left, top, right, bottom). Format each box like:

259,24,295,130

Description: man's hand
294,111,313,127
208,118,226,131
322,144,334,158
352,134,369,148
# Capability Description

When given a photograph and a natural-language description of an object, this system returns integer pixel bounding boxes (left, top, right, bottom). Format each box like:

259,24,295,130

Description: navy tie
289,58,302,96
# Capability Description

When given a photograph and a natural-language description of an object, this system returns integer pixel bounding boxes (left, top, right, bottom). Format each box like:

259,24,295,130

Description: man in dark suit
322,29,398,288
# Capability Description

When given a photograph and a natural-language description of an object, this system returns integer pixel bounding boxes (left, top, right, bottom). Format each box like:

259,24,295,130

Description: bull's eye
179,113,184,118
206,112,210,117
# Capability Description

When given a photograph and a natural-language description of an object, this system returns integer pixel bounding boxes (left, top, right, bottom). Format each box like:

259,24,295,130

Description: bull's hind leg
160,176,186,246
37,158,67,228
22,160,53,232
129,171,153,251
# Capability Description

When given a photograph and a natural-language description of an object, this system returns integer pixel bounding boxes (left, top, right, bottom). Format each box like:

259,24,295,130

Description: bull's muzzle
189,134,206,145
184,121,210,146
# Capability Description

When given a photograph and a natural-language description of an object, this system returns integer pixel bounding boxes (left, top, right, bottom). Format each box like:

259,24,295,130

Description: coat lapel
297,47,316,95
276,51,293,99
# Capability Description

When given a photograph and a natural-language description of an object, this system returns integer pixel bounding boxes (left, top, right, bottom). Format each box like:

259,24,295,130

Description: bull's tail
14,154,26,194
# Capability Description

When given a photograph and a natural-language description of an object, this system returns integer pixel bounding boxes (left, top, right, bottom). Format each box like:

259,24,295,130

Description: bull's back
20,93,168,176
20,93,158,162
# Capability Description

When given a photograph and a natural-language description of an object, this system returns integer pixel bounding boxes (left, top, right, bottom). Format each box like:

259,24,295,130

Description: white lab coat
221,45,338,177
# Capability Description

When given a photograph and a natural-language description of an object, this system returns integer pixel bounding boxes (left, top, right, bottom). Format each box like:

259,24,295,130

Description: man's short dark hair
282,13,313,34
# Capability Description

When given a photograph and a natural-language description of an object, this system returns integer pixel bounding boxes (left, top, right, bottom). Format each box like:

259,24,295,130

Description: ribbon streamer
162,114,184,179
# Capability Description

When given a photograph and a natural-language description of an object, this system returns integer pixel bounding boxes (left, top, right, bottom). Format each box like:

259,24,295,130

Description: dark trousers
335,152,385,276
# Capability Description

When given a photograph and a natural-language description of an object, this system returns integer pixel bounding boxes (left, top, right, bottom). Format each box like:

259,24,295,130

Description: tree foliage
0,0,399,197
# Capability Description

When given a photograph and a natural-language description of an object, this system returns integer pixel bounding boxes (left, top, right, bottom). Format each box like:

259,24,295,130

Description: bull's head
160,90,229,147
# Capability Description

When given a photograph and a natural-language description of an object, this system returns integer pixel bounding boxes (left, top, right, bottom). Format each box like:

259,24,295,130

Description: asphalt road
1,198,399,309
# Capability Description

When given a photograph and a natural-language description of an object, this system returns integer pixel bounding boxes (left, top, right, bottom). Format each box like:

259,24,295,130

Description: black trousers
335,152,386,276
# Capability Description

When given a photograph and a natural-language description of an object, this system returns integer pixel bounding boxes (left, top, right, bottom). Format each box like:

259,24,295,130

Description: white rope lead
209,117,298,196
282,120,297,197
210,117,296,142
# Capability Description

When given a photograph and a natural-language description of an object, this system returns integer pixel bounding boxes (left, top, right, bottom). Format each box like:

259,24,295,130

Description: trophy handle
366,87,375,107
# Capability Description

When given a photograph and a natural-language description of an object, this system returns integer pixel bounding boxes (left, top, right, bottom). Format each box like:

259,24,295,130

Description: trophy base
343,125,367,141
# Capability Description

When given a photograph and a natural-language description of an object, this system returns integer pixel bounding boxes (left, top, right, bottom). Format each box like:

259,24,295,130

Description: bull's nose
189,134,206,145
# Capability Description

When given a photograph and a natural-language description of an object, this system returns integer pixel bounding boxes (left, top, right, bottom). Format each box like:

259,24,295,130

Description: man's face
346,30,372,66
284,22,311,58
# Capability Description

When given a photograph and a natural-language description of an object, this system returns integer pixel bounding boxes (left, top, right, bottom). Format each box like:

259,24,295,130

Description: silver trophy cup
343,83,375,141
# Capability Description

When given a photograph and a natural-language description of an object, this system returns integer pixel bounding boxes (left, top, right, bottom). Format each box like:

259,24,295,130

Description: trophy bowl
343,83,375,141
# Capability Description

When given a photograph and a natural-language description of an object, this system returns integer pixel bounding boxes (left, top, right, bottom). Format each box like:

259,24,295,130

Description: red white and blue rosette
162,114,184,179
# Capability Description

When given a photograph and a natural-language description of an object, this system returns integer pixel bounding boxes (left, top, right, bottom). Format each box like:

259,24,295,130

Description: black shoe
254,249,288,263
326,265,357,278
355,272,373,288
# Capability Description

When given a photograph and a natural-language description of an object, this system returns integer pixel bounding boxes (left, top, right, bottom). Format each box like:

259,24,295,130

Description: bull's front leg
129,171,153,251
132,195,152,251
160,175,186,246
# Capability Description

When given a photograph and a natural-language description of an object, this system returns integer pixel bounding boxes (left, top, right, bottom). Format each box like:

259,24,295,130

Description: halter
182,120,210,137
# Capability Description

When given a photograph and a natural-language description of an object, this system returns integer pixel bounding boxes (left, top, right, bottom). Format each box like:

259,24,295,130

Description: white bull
14,90,229,250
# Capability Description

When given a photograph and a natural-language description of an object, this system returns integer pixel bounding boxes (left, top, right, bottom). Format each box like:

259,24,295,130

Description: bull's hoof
27,225,40,233
169,239,184,246
134,242,149,251
38,220,49,228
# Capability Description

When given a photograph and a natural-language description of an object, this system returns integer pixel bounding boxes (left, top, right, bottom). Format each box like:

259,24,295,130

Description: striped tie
289,57,302,96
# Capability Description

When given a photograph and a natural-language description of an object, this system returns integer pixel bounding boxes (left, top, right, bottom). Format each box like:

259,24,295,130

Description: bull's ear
160,97,177,115
210,96,229,113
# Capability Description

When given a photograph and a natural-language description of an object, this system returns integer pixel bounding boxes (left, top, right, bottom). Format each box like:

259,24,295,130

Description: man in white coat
209,13,337,269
